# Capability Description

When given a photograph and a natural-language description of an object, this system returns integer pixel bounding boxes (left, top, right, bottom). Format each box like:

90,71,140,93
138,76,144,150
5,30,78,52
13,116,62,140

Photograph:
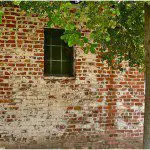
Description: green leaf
68,39,74,47
106,36,110,42
109,20,116,29
47,21,53,27
0,16,2,24
84,46,89,54
83,37,89,43
78,40,84,47
13,1,21,5
0,11,3,24
90,44,98,53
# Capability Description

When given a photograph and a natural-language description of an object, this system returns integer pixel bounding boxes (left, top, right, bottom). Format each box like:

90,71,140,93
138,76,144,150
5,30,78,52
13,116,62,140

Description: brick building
0,5,145,149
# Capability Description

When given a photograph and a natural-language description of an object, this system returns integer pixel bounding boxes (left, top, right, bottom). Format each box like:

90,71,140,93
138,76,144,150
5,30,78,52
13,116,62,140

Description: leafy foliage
0,5,4,24
0,1,145,69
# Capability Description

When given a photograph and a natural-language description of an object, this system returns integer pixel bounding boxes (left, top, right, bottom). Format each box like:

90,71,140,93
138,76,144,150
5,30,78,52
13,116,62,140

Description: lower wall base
0,137,143,149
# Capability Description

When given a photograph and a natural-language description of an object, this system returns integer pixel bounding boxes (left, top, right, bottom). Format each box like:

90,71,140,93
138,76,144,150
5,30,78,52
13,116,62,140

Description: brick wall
0,6,144,149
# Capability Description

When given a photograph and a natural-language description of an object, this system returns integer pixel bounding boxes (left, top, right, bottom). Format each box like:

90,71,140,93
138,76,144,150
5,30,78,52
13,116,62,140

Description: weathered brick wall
0,6,144,149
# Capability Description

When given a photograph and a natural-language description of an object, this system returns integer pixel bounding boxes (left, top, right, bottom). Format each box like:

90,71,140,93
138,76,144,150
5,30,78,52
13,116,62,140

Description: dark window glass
52,46,61,60
45,32,51,45
62,62,73,75
62,47,73,61
44,28,74,76
51,61,61,74
52,33,62,45
45,46,51,60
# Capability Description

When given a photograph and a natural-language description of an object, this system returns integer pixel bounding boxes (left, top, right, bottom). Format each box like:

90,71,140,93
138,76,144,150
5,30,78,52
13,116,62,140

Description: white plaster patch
130,105,144,113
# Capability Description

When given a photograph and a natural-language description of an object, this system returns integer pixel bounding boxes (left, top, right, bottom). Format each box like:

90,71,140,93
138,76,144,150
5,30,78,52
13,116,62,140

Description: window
44,28,74,77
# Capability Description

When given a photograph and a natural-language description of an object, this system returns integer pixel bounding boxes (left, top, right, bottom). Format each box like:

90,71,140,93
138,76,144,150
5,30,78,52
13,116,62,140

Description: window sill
43,76,76,80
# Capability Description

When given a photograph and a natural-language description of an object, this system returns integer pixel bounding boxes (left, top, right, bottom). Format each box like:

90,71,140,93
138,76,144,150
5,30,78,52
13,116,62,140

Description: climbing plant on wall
18,1,145,69
0,1,144,68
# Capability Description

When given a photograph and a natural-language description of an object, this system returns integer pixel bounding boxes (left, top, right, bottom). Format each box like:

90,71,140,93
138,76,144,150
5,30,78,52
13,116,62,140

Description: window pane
62,47,73,61
44,46,51,60
44,61,50,75
62,62,73,75
44,31,51,45
52,30,62,45
52,46,61,60
52,61,61,74
62,41,68,47
44,28,74,76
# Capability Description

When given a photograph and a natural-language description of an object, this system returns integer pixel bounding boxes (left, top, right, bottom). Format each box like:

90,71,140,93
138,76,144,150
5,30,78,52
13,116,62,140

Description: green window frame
44,28,74,77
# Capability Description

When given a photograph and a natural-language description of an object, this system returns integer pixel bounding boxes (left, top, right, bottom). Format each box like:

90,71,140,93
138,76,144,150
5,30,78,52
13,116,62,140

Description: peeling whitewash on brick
0,6,144,149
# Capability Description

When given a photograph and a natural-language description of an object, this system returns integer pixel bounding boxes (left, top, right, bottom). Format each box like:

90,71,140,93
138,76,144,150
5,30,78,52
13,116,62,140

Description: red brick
6,24,16,28
0,99,13,103
16,64,26,67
